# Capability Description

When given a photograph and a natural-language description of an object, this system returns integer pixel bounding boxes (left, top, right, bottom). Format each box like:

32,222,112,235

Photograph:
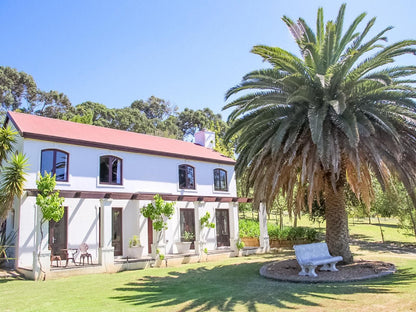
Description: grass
1,218,415,311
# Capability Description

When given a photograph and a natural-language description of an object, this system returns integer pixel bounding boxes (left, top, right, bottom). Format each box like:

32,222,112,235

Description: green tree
131,96,178,120
0,126,28,221
0,66,38,116
177,108,223,139
35,90,72,119
35,172,64,280
224,4,416,263
0,66,73,120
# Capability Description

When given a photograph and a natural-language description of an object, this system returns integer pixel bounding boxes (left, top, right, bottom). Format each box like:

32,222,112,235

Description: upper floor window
41,149,69,182
179,164,195,189
214,168,228,191
100,156,122,185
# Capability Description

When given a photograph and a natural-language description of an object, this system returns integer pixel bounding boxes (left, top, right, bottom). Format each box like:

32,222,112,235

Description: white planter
127,246,144,259
176,242,192,254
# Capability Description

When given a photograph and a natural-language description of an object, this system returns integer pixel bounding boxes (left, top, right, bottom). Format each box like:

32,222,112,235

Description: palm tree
224,4,416,263
0,153,28,220
0,125,17,166
0,126,28,221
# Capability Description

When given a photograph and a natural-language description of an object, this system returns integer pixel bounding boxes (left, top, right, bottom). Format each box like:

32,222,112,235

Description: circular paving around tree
260,259,396,283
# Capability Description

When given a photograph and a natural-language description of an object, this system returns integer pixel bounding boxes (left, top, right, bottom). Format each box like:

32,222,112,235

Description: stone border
260,259,396,283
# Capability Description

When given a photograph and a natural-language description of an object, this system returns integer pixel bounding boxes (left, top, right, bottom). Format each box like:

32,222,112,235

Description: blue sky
1,0,415,119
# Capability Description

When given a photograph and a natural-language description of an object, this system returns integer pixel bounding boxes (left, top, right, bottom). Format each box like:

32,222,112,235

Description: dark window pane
214,169,227,191
100,157,109,183
179,164,195,189
179,165,186,188
40,149,69,182
40,150,54,176
187,166,194,188
55,151,68,181
112,158,122,184
100,156,122,185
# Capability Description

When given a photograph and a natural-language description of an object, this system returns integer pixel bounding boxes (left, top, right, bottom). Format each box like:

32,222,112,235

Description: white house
2,111,248,279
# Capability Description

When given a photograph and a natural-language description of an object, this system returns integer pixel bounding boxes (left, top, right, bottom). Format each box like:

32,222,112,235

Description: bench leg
298,265,308,276
320,262,339,272
298,265,318,277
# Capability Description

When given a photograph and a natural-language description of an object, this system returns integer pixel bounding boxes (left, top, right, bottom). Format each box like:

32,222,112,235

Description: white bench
293,242,343,277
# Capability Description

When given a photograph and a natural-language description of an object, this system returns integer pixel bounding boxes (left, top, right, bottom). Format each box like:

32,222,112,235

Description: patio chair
79,243,92,265
50,254,61,267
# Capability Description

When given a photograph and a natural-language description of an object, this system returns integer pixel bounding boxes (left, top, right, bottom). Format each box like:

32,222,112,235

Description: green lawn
1,251,416,311
1,219,415,312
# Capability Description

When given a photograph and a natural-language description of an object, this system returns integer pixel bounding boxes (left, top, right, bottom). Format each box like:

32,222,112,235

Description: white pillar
33,204,50,280
259,202,270,252
194,201,203,255
99,199,114,270
228,202,239,254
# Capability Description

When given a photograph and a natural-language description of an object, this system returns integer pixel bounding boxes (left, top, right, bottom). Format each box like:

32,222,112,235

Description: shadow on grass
110,261,416,311
350,234,416,255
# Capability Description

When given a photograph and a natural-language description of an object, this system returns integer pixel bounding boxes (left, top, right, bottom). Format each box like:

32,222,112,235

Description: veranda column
193,201,203,255
259,202,270,252
228,202,239,255
99,199,115,271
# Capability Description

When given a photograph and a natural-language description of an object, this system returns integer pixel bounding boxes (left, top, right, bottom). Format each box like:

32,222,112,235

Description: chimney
194,129,215,149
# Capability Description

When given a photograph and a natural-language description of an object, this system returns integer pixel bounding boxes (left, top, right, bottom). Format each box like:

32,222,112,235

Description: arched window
100,155,122,185
213,168,228,191
178,164,195,189
40,149,69,182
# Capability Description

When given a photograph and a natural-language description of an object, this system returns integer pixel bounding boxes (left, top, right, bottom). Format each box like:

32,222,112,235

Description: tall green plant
36,173,64,280
141,194,175,232
36,173,65,223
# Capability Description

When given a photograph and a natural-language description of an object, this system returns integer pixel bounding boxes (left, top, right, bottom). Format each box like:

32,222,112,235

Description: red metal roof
6,111,235,165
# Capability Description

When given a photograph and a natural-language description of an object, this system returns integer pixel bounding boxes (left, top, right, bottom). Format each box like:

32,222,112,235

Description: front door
216,209,230,247
180,209,195,249
112,208,123,256
49,207,68,258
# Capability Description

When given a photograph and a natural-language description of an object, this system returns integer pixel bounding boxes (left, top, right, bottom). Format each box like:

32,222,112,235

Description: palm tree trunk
324,175,353,264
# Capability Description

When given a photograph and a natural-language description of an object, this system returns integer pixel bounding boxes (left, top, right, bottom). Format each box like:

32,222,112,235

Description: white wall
21,139,236,198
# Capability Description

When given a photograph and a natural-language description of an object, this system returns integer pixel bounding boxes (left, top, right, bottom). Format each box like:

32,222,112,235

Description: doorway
49,207,68,258
180,209,195,249
215,209,230,247
112,208,123,256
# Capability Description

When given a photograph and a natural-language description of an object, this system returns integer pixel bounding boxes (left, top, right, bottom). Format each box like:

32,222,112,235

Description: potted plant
176,231,194,254
127,235,144,259
141,194,175,259
236,239,245,257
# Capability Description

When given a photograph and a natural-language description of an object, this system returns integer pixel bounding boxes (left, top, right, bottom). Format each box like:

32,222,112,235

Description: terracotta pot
240,237,260,247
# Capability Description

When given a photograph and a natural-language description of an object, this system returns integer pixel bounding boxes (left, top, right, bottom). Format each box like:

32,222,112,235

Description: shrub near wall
268,224,318,248
238,219,318,248
239,219,260,246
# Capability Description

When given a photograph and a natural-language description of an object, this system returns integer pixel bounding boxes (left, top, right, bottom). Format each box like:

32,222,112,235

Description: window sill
213,190,230,194
177,187,198,193
96,184,125,189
